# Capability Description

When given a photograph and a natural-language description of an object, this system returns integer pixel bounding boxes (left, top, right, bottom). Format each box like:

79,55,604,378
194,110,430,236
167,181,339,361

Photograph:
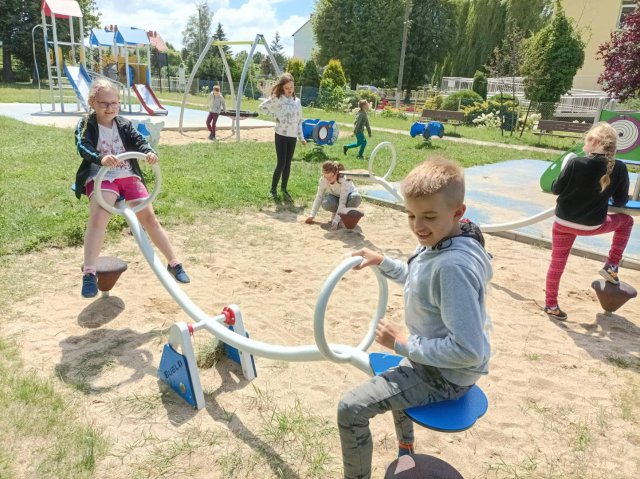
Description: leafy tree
182,1,213,61
486,27,525,133
520,1,584,103
506,0,551,36
322,59,347,87
1,0,99,82
401,0,457,94
597,6,640,101
300,59,320,87
269,31,286,70
472,70,487,99
285,58,305,85
313,0,404,89
260,55,277,77
253,51,264,65
452,0,506,76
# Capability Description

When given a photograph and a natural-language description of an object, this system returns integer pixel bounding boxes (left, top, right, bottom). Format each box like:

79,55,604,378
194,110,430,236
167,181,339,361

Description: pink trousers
545,214,634,308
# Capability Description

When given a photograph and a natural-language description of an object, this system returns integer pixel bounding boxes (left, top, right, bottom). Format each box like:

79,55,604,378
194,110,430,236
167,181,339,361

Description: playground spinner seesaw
93,152,489,433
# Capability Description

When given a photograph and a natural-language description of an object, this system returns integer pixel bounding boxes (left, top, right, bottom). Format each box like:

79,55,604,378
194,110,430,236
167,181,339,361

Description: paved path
337,122,561,155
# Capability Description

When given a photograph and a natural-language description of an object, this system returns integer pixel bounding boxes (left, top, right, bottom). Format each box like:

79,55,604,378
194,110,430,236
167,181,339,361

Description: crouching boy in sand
339,157,493,479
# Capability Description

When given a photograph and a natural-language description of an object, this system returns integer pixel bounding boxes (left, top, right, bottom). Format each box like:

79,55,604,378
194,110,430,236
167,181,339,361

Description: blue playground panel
410,121,444,139
302,119,338,146
369,353,488,432
359,159,639,262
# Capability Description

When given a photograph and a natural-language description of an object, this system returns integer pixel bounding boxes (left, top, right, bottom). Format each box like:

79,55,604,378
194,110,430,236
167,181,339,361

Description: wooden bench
420,109,465,131
534,120,592,141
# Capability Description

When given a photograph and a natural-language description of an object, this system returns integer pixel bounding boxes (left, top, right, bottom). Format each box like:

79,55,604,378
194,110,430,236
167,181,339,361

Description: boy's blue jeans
346,132,367,157
337,362,470,479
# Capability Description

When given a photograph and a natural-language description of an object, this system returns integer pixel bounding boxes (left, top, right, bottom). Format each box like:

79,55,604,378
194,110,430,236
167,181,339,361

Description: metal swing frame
179,34,282,141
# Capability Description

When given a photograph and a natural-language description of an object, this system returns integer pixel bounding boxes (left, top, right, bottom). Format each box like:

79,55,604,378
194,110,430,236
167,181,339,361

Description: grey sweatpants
337,362,470,479
322,192,362,213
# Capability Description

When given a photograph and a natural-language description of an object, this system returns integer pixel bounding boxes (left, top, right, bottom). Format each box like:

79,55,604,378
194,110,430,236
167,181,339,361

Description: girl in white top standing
259,72,306,201
305,161,362,230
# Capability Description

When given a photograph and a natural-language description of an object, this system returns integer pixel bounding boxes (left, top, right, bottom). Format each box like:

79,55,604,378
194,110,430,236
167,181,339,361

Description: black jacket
74,114,154,199
552,154,629,226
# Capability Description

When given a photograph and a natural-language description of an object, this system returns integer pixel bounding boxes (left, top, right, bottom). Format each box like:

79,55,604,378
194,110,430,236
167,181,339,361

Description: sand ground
3,128,639,478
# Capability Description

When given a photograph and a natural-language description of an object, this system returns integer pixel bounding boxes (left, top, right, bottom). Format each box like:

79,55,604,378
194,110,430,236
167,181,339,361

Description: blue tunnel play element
302,119,339,146
410,121,445,140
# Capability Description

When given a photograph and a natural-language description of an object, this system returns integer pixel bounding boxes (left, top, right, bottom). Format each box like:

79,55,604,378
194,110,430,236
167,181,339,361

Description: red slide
132,83,168,116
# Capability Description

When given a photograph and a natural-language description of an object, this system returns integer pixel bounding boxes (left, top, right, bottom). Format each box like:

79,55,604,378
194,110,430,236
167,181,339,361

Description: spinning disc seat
369,353,488,432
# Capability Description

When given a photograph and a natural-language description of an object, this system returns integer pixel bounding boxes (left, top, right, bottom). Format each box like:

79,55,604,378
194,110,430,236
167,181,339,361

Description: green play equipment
540,110,640,192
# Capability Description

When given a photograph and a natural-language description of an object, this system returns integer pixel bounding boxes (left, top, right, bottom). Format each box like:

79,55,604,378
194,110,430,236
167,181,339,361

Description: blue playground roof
114,26,149,46
90,28,115,46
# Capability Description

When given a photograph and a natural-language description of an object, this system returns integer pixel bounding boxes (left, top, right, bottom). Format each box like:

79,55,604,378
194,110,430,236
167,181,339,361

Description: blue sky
94,0,316,55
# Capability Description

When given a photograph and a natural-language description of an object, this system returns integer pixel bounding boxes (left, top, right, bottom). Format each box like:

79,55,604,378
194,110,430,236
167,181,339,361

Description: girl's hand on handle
101,154,120,168
301,139,307,146
146,152,158,165
304,216,315,224
351,248,383,270
375,320,407,350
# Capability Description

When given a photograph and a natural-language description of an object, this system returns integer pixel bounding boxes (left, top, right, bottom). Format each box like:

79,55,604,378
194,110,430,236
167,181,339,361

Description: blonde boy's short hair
401,156,465,206
213,85,220,92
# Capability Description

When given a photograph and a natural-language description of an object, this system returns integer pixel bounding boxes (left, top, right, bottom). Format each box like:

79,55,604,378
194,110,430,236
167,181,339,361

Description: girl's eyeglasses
97,101,120,109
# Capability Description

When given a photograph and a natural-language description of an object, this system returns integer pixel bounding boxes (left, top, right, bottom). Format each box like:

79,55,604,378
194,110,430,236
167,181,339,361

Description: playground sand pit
160,127,276,145
160,126,353,146
2,204,639,478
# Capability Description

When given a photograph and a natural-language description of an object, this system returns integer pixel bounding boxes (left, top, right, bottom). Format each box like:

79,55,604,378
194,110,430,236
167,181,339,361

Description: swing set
178,34,281,141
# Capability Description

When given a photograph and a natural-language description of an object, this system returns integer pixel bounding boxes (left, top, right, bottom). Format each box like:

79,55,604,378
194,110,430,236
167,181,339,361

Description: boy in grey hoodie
338,157,492,479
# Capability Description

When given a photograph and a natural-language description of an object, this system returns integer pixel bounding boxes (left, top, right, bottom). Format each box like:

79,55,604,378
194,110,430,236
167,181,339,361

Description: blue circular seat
369,352,488,432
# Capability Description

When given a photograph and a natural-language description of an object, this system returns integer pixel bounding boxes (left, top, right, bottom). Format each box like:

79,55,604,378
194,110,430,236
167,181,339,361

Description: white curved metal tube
313,256,389,363
93,152,161,215
119,210,380,375
478,207,556,233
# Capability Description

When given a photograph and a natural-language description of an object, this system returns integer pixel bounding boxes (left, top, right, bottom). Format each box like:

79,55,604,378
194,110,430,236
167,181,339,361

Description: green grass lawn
0,115,556,258
1,82,579,152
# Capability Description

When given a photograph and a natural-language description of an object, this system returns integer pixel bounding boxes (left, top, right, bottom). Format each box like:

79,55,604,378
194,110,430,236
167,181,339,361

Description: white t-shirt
87,123,136,183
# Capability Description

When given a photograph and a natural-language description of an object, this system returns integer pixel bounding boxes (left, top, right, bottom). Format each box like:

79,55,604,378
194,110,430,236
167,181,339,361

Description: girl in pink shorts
74,79,190,298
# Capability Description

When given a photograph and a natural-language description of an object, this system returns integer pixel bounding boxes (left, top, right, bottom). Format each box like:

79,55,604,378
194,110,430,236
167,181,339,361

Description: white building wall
292,19,314,62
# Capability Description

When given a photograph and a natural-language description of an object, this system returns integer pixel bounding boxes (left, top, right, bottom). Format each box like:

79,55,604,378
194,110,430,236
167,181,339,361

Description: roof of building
292,16,312,37
147,31,168,52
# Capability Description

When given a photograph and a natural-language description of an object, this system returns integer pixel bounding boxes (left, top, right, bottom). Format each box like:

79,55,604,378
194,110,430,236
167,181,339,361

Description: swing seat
369,353,488,432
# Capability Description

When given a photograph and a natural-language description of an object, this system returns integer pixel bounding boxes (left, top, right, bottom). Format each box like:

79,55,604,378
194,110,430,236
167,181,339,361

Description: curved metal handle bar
93,152,161,215
120,208,375,374
361,142,403,203
313,256,388,363
368,141,397,181
478,207,556,233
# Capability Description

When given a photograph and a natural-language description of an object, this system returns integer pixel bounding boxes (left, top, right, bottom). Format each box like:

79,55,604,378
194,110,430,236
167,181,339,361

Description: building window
619,0,637,26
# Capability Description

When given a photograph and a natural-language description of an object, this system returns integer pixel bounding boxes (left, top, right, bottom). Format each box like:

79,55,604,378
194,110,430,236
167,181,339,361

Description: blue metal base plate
158,344,198,408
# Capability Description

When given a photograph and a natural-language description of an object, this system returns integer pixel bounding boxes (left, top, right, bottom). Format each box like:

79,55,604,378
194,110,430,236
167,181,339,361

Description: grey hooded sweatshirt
377,234,493,387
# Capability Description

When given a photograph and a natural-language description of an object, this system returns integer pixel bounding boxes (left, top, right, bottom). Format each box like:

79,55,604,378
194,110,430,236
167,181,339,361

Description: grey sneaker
168,263,190,283
599,264,620,285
